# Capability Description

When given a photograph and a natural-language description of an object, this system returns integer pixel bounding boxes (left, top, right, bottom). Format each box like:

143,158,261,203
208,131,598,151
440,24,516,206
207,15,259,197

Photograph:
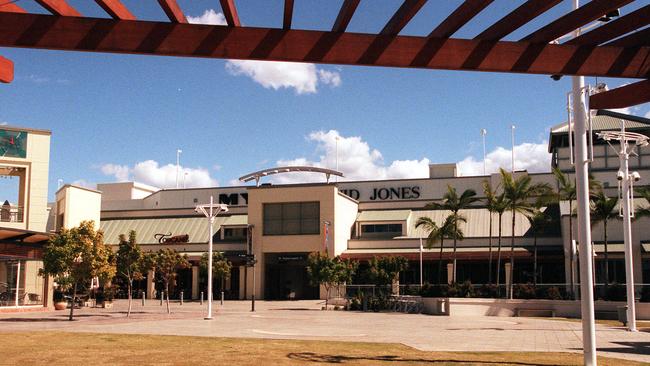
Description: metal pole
419,237,423,287
481,129,487,175
200,291,203,305
15,261,20,307
176,149,182,189
142,291,145,306
206,195,214,320
221,291,224,305
180,291,183,305
160,291,163,306
251,262,256,312
511,125,515,172
620,124,637,332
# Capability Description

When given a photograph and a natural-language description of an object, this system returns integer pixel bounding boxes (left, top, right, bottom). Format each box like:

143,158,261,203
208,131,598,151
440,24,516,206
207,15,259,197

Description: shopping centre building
2,112,650,309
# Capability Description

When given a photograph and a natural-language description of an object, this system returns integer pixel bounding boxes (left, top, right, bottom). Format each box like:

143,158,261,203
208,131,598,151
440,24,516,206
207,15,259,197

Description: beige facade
55,184,102,230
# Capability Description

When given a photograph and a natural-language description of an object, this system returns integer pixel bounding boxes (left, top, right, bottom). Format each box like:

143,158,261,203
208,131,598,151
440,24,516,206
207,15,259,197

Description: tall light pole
195,196,228,320
335,135,340,182
510,125,515,172
570,1,596,363
176,149,182,189
480,129,487,175
419,237,423,287
597,122,648,332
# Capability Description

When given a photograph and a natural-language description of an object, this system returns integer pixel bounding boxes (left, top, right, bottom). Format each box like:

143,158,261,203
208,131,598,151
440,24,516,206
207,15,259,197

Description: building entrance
264,253,318,300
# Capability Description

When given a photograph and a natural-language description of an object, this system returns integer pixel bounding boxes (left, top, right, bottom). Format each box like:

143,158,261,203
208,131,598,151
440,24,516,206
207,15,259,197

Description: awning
101,215,247,245
642,243,650,253
340,246,561,261
357,210,411,222
0,227,51,260
577,243,625,254
0,227,50,243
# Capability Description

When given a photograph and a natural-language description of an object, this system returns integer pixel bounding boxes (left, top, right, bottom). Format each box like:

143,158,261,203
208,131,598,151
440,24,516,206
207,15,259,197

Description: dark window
263,202,320,235
360,224,402,238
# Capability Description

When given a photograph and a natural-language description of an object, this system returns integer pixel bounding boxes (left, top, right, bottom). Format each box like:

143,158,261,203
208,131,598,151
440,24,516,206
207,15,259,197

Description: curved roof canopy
239,166,344,186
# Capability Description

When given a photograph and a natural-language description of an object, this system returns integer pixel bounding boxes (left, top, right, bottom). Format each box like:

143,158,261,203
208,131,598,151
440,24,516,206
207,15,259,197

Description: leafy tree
199,252,232,297
116,230,152,317
426,185,479,283
590,190,619,288
306,252,358,308
42,221,116,321
368,256,409,289
153,248,190,314
636,187,650,218
415,215,463,285
501,169,551,298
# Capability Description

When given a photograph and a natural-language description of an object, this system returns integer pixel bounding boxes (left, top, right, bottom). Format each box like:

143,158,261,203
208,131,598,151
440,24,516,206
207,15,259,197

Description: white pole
511,125,515,172
571,0,597,360
335,135,339,182
183,172,188,189
206,195,214,320
419,237,423,287
481,129,487,175
176,149,182,189
15,261,20,307
620,121,637,332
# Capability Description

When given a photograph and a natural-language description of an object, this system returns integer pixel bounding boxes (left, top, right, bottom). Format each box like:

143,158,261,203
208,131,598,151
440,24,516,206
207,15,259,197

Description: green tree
368,256,409,291
332,257,359,298
483,180,508,285
116,230,152,317
199,252,232,298
41,221,116,321
153,248,190,314
307,252,336,308
426,185,479,283
526,207,552,285
590,190,619,288
636,187,650,218
415,215,463,285
501,169,551,298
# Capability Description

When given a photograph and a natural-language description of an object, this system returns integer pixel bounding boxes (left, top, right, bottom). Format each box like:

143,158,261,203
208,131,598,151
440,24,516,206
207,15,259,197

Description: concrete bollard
160,291,164,306
142,291,146,306
221,291,224,305
180,291,184,305
200,291,204,305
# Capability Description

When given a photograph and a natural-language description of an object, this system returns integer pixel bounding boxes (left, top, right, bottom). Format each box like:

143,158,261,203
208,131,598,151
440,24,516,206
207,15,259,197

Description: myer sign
339,186,421,201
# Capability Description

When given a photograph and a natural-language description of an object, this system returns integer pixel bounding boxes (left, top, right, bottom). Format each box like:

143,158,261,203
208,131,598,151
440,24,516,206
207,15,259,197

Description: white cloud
100,160,218,188
187,8,341,95
270,130,430,184
0,122,7,126
72,179,96,189
645,110,650,119
187,9,226,25
457,142,551,176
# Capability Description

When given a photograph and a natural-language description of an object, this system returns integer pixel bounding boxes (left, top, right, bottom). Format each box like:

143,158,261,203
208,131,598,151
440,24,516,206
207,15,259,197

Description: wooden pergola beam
157,0,186,23
380,0,427,36
34,0,81,17
0,55,13,83
589,79,650,110
0,1,26,13
332,0,360,33
95,0,136,21
0,13,648,79
283,0,294,30
522,0,633,43
429,0,493,38
475,0,561,41
605,27,650,47
567,5,650,46
219,0,241,27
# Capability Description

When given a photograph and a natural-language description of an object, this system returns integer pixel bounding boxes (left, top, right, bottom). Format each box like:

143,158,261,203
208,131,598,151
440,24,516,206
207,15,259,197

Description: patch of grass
0,332,645,365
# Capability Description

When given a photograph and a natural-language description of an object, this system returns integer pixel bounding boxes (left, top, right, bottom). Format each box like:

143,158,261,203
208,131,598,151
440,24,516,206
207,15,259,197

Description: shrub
605,283,626,301
513,283,537,299
478,284,498,298
544,286,563,300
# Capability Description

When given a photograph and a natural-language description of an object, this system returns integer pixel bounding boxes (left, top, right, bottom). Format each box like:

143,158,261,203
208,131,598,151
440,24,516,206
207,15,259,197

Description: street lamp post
480,128,487,175
176,149,182,189
510,125,515,172
195,196,228,320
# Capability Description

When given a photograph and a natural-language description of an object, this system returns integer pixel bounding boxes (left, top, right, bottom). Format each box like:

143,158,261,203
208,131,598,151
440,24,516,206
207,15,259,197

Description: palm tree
636,187,650,218
483,180,506,284
493,193,508,296
426,185,479,283
590,190,619,289
501,169,551,298
553,168,602,298
415,215,463,285
526,207,551,285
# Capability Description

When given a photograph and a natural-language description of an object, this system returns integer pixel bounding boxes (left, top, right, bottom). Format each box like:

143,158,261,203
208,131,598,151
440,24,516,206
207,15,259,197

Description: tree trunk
127,280,132,318
437,238,444,285
68,282,77,321
488,212,493,284
165,282,171,314
603,219,609,295
509,210,515,299
569,202,574,300
452,214,457,284
533,231,538,286
495,214,503,297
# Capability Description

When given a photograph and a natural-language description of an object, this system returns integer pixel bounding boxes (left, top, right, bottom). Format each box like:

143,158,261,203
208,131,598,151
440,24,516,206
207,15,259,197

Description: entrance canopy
0,1,648,108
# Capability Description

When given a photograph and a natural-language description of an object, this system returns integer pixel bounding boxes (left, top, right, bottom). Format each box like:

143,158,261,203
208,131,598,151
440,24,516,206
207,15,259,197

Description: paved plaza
1,300,649,363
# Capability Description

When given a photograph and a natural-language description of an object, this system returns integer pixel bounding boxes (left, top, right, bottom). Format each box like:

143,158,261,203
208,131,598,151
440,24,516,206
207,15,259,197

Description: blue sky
1,1,649,200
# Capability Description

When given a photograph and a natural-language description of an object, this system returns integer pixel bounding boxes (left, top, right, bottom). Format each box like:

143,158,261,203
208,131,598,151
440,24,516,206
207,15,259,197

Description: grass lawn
1,332,645,365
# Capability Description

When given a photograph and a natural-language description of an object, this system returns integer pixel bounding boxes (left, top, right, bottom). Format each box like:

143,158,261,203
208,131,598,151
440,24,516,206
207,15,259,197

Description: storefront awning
0,227,50,260
341,246,562,261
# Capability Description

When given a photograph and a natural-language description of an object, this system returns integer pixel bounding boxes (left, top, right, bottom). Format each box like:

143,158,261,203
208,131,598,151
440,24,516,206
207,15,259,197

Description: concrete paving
1,300,649,363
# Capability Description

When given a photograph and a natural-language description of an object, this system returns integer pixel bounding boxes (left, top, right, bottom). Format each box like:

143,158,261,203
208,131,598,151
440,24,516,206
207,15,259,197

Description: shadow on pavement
0,317,69,322
597,341,650,357
286,352,555,365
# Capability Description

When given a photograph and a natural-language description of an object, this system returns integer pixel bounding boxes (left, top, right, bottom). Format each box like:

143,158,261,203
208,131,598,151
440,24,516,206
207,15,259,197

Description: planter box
53,302,67,311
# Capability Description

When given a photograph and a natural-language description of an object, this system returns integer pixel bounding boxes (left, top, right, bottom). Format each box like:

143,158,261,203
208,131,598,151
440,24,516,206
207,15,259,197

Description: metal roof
550,115,650,134
409,208,534,238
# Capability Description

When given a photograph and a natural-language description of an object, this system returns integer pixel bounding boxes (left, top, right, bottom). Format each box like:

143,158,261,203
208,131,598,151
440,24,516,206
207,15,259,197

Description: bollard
180,291,184,305
160,291,164,306
200,291,204,305
221,291,224,305
142,291,145,306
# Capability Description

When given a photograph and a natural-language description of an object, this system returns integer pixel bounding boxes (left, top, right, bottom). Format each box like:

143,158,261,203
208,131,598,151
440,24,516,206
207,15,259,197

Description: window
263,202,320,235
360,224,403,238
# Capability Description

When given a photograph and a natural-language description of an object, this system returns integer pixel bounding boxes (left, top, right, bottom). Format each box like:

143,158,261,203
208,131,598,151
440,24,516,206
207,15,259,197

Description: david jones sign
340,186,421,201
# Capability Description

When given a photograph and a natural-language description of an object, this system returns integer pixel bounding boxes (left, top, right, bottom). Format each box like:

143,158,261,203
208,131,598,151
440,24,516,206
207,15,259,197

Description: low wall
422,297,650,320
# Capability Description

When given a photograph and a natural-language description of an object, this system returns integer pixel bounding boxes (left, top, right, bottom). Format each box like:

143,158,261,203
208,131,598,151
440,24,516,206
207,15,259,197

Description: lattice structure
0,0,649,108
